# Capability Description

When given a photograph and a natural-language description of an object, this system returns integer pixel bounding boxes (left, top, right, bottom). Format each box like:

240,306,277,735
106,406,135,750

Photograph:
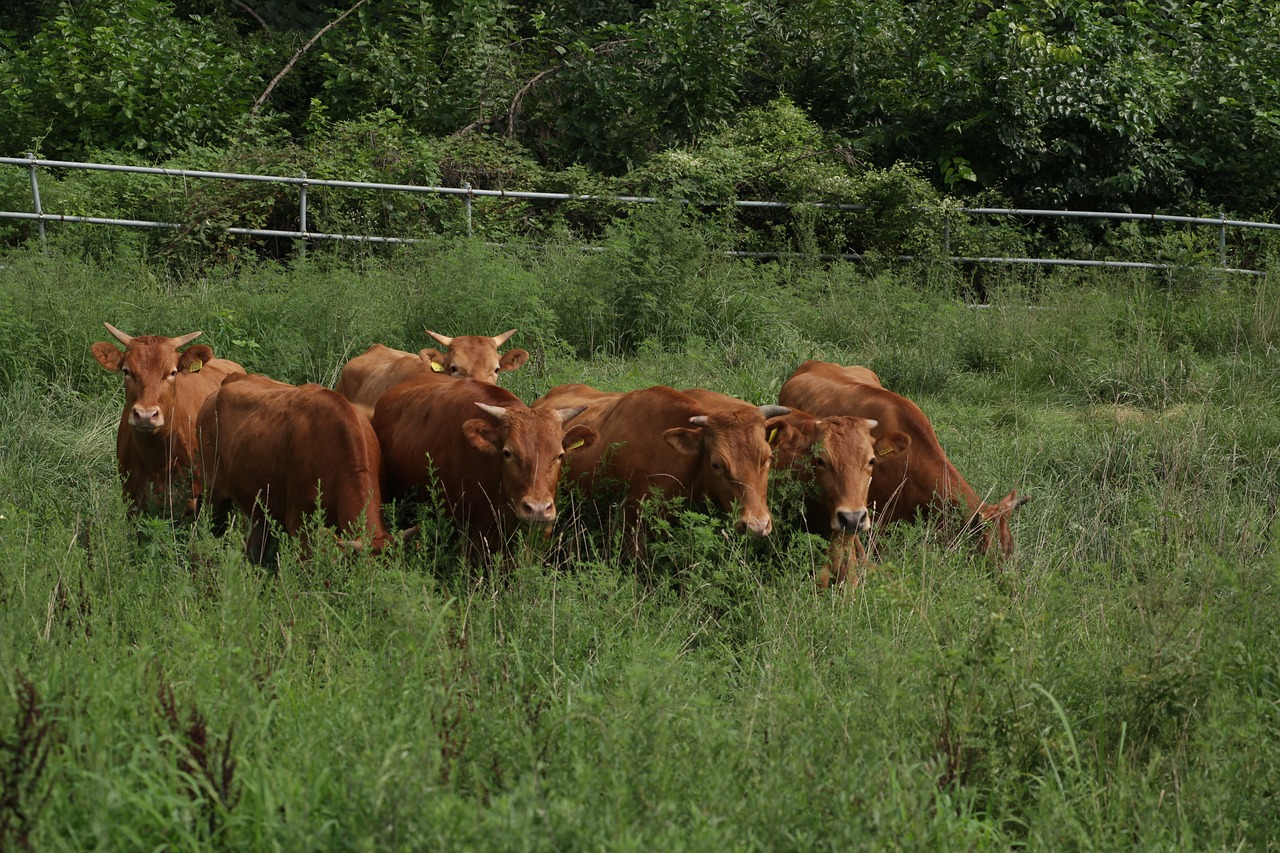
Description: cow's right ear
419,349,447,373
664,427,703,456
91,342,123,372
874,431,911,458
463,418,501,454
764,416,799,450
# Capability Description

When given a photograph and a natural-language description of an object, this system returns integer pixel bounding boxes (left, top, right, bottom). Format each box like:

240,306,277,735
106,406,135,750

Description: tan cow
533,384,789,559
374,377,597,562
197,373,405,563
779,360,1028,560
335,329,529,420
91,322,245,517
683,388,891,586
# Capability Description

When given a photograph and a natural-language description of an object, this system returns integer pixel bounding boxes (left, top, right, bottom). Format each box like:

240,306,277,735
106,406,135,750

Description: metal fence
4,154,1278,275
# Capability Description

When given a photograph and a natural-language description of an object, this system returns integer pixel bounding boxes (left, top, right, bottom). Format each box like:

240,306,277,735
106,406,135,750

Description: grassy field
2,217,1279,849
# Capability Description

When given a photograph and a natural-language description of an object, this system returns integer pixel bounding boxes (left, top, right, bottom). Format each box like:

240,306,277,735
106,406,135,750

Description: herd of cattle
91,322,1028,585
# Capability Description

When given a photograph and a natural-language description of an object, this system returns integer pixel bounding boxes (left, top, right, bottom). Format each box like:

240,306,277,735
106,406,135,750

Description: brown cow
533,384,789,559
779,360,1028,560
374,378,597,562
335,329,530,420
91,322,245,517
683,388,892,586
197,373,404,563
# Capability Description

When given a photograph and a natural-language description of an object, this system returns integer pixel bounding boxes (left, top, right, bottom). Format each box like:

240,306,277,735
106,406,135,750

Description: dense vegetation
2,213,1279,846
4,0,1280,238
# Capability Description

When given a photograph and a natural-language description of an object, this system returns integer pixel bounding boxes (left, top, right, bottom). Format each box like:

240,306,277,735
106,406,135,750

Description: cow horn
474,402,511,421
758,405,791,419
688,415,711,427
171,330,203,348
493,328,518,346
425,329,453,347
103,322,133,345
556,404,587,423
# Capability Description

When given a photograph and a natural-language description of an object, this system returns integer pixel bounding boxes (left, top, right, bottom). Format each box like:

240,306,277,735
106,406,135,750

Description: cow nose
520,499,556,523
735,514,772,536
130,405,163,430
834,508,870,532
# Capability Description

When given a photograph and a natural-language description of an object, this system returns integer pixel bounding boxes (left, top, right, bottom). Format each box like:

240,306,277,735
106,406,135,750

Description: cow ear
874,431,911,458
420,349,447,372
463,419,501,454
764,416,795,449
664,427,703,456
180,344,214,373
498,348,530,372
562,424,598,453
91,342,123,372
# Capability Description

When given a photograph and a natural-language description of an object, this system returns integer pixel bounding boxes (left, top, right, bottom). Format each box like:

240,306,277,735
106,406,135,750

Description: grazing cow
374,378,597,561
779,360,1028,559
683,388,891,586
335,329,530,420
91,322,245,517
197,374,406,563
533,384,789,558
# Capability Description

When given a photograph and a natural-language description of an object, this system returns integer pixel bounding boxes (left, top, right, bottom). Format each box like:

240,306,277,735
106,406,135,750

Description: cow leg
245,516,277,566
208,497,234,538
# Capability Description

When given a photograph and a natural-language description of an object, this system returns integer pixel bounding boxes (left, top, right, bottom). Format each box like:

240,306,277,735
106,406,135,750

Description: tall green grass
1,219,1278,848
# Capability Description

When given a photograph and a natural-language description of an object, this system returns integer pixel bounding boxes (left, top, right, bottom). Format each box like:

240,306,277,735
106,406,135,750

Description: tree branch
250,0,369,116
227,0,269,31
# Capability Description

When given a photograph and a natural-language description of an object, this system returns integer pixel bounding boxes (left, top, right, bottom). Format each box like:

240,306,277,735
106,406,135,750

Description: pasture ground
2,227,1279,849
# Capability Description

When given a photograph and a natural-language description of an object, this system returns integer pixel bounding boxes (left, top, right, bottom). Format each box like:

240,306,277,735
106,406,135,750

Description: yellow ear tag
430,361,445,373
767,426,779,445
877,445,896,457
567,438,586,451
189,359,203,373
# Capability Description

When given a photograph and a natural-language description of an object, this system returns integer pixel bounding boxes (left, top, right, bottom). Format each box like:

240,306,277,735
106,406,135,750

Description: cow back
336,343,449,420
199,374,393,549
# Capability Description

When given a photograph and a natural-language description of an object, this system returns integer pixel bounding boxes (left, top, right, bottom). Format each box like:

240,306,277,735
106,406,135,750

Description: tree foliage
4,0,1280,214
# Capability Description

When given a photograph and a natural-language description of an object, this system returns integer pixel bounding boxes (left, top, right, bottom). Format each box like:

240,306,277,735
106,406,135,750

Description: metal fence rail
3,154,1276,275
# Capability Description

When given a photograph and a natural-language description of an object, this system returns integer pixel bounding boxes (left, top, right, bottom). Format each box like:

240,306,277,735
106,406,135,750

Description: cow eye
502,448,513,460
868,457,877,468
450,365,460,375
168,369,178,378
120,367,131,377
813,457,826,468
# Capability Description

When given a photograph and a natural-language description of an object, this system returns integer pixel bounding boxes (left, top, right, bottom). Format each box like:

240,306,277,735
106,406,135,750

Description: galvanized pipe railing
3,156,1275,275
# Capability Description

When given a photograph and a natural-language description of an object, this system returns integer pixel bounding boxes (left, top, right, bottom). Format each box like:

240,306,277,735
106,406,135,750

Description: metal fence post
27,153,46,250
464,181,473,237
1219,209,1227,267
299,171,308,259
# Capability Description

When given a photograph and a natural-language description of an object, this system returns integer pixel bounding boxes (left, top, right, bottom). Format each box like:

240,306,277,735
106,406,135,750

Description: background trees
3,0,1280,216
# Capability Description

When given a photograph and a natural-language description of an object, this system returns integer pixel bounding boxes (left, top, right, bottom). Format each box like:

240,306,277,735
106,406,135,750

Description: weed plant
1,218,1278,848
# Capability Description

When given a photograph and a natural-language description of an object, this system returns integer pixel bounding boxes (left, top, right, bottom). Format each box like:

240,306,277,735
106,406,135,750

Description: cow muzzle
735,514,772,536
517,499,557,525
833,507,870,533
129,405,164,432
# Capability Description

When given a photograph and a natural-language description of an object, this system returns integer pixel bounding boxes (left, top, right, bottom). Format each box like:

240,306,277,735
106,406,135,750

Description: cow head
464,403,598,529
970,489,1031,559
421,328,530,382
769,413,885,533
91,323,214,435
664,404,790,536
